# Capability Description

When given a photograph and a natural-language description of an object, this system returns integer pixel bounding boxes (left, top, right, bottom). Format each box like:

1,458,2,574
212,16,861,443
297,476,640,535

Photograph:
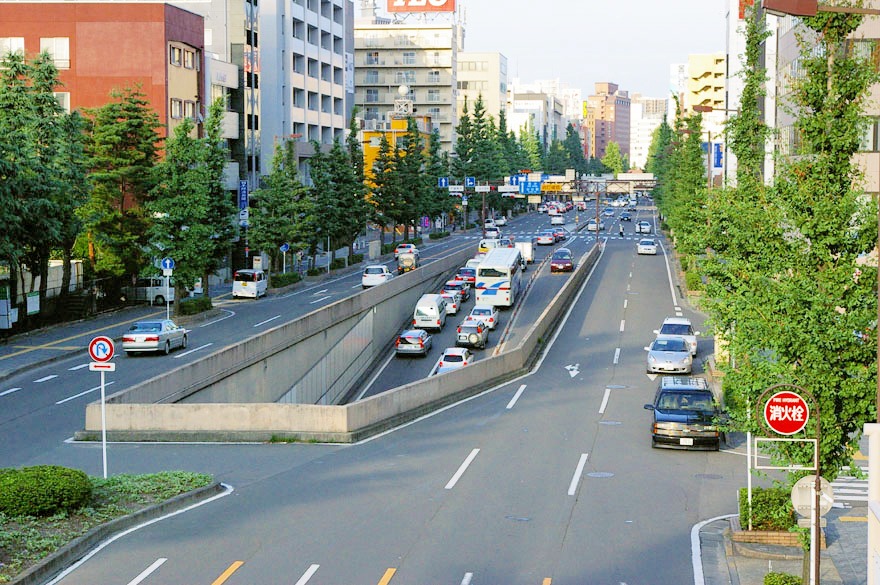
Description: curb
9,482,226,585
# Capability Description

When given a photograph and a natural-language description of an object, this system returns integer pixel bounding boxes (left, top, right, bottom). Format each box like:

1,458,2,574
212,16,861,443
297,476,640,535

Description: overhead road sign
465,176,476,188
520,181,542,195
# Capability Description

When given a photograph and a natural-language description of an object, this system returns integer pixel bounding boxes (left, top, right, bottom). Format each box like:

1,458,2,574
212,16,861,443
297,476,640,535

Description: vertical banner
714,143,723,169
239,180,249,210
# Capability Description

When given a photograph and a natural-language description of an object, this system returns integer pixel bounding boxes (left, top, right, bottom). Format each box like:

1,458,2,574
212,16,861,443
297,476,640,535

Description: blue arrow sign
160,257,175,270
520,181,542,195
280,243,290,253
437,177,449,188
465,176,476,188
509,175,520,186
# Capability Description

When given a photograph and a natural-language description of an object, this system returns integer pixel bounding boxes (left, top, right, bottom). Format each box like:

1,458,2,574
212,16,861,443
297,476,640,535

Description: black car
620,211,632,222
644,377,724,450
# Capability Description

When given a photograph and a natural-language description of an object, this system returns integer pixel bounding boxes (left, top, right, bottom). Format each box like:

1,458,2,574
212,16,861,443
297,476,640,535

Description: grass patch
0,471,212,583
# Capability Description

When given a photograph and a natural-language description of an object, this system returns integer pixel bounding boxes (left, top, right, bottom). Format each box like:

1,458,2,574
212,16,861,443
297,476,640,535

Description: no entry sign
764,391,809,435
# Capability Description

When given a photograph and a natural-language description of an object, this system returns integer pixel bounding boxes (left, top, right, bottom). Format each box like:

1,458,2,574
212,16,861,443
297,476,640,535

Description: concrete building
668,62,688,120
721,0,752,186
354,5,459,151
507,88,566,148
456,51,507,125
629,94,667,171
584,81,631,160
0,2,204,139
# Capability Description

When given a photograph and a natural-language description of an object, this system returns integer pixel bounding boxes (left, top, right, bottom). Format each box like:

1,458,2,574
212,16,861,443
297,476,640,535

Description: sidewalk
700,505,867,585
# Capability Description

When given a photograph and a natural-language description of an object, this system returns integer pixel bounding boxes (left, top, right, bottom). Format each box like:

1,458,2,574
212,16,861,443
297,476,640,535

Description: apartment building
456,51,507,124
354,11,459,150
629,94,667,171
584,82,631,160
507,88,566,148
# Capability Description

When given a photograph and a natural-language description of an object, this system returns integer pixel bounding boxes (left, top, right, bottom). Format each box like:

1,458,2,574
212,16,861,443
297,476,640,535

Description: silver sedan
122,320,188,355
645,335,693,374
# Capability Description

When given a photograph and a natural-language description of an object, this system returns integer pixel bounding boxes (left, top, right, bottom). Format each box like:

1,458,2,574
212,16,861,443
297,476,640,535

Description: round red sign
88,336,115,363
764,391,809,435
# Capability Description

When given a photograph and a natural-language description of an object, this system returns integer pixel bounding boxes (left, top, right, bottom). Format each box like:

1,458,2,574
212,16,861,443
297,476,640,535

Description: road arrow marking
646,373,658,381
565,363,580,377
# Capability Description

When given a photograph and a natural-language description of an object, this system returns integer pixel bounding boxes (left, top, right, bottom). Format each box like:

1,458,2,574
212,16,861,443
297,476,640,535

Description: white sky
458,0,729,99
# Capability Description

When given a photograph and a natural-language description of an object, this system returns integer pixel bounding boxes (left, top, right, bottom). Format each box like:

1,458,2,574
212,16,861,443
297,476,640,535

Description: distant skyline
458,0,728,99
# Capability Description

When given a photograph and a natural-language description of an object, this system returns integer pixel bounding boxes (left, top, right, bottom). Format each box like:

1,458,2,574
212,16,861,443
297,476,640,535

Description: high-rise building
507,85,566,149
629,94,667,171
584,82,630,160
456,51,507,125
354,3,459,151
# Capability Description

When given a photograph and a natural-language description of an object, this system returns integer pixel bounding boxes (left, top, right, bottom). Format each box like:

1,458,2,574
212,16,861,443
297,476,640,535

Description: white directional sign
475,185,490,193
498,185,520,192
448,185,465,193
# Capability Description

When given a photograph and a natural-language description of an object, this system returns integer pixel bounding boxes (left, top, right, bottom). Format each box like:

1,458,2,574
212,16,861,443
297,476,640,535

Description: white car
645,335,693,374
441,290,463,315
469,304,499,330
537,204,548,213
550,215,565,225
637,238,658,255
494,216,508,227
432,347,474,375
654,317,701,357
361,265,394,288
586,219,605,232
635,221,652,234
484,219,496,229
122,320,187,355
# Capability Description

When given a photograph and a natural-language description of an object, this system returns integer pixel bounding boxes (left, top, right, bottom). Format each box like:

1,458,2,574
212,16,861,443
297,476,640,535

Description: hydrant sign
764,391,809,435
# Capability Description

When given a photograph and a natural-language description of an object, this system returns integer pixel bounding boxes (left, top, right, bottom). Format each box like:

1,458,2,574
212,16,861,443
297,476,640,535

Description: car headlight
647,355,657,363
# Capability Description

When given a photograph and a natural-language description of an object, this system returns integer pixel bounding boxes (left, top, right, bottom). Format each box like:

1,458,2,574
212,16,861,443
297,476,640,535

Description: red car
553,227,571,242
455,266,477,286
550,248,574,273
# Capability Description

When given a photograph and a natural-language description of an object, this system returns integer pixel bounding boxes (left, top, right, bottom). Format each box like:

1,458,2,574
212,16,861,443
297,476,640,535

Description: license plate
680,438,694,446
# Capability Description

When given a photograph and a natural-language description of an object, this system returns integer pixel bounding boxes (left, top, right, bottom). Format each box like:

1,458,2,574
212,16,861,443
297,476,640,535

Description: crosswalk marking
833,467,868,503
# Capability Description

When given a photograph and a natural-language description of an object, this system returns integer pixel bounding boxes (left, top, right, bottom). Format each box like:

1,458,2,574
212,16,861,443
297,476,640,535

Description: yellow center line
377,568,397,585
840,516,867,522
0,310,164,362
211,561,244,585
11,345,82,351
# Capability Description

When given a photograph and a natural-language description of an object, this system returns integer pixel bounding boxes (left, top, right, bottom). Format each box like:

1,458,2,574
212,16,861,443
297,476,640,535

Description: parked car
637,238,658,255
362,265,394,288
550,247,574,273
394,243,417,259
432,347,474,375
654,317,700,356
586,219,605,232
645,335,693,374
635,221,652,234
442,279,470,302
455,266,477,286
537,230,556,245
456,317,489,349
441,290,463,315
397,251,420,274
122,319,187,356
121,277,174,305
469,305,499,330
644,377,723,450
395,329,432,357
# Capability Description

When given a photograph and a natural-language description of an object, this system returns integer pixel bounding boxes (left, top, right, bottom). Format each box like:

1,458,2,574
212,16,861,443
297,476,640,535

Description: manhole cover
599,420,622,425
695,473,723,480
587,472,614,478
505,515,531,522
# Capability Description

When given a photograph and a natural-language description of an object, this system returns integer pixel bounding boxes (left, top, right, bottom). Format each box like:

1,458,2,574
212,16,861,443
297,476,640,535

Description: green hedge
0,466,92,517
177,295,213,316
739,486,797,531
351,253,364,264
429,231,450,240
381,238,423,255
330,258,347,270
685,270,704,292
306,267,321,276
270,272,301,288
765,572,802,585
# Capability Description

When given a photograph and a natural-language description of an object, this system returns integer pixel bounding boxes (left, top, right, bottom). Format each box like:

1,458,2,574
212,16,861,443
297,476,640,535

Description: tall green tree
201,98,236,296
543,139,568,174
393,119,427,240
370,133,402,244
645,116,674,204
518,121,543,171
601,141,624,176
562,124,588,175
82,86,161,278
308,139,363,259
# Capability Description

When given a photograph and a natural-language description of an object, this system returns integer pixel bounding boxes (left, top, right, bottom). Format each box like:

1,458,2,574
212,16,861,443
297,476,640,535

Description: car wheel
651,438,658,449
181,334,188,349
163,340,171,355
155,295,165,305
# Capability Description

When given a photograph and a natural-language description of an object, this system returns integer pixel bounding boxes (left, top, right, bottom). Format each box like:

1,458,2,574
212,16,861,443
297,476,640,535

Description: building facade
507,88,565,149
629,94,667,171
456,51,507,125
584,82,631,160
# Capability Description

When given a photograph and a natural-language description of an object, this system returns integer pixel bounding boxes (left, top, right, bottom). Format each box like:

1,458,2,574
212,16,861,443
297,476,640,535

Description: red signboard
764,391,809,435
88,336,115,363
387,0,455,13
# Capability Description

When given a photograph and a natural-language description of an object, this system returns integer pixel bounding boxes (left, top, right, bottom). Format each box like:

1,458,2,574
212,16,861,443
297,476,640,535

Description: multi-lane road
2,200,753,585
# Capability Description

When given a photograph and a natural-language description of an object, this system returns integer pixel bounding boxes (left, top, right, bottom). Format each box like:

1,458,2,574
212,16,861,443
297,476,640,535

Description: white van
122,277,174,305
412,293,447,331
232,269,268,299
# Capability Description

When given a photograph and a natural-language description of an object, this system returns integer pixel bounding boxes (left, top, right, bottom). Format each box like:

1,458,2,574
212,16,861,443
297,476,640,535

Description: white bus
474,247,523,308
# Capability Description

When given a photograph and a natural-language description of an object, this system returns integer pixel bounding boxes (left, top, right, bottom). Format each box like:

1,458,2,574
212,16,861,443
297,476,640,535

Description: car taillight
418,339,424,348
488,317,494,323
122,336,134,342
436,320,441,325
145,335,159,342
439,361,444,367
412,319,416,326
395,338,400,347
457,327,461,333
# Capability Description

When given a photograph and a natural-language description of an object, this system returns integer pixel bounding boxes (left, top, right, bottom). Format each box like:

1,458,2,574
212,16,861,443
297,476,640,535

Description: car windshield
660,323,692,336
365,267,385,275
652,338,687,352
445,283,462,291
640,240,654,246
130,322,162,333
657,392,714,412
400,333,422,343
443,354,464,363
459,269,475,277
472,308,490,316
552,251,571,260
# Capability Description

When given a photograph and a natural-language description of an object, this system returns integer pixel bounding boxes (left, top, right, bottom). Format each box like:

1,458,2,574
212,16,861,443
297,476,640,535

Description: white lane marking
355,351,396,401
44,484,234,585
445,448,480,490
253,315,281,327
313,289,328,295
294,564,320,585
199,308,235,328
599,388,611,414
506,384,526,409
660,239,678,307
1,387,22,397
352,283,363,289
310,296,331,304
613,348,621,364
55,381,115,405
127,558,167,585
461,573,474,585
629,272,632,278
68,363,90,371
174,343,214,359
619,320,625,332
568,453,589,496
34,375,58,383
623,299,628,309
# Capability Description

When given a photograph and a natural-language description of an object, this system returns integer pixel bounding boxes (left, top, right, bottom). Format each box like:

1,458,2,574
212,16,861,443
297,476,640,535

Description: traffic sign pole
88,336,115,479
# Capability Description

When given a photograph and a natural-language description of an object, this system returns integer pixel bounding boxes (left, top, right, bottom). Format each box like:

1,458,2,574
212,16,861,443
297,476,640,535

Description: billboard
388,0,455,13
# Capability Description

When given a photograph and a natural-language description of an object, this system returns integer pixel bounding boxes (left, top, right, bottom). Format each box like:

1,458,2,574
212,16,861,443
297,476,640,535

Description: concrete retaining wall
80,244,600,442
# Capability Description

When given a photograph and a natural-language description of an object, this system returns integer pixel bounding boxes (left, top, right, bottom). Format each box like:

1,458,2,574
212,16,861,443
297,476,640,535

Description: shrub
350,253,364,264
306,267,321,276
330,258,347,270
764,572,802,585
177,295,213,316
0,466,92,517
739,486,797,531
685,270,704,292
429,231,450,240
270,272,301,288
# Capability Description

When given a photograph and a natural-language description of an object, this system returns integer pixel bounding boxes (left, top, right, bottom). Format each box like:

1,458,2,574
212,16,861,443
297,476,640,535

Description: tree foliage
601,141,624,175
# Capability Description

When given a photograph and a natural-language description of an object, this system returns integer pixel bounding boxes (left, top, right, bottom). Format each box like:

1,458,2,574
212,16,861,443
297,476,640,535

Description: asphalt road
5,199,750,585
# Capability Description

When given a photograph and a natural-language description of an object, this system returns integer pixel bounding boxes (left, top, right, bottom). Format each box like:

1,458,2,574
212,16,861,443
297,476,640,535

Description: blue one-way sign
160,257,175,271
465,176,476,188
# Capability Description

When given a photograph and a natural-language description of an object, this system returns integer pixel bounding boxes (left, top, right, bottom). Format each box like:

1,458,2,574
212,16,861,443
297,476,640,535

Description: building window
396,70,415,84
171,99,183,119
307,58,318,78
364,107,379,121
427,89,440,103
293,88,305,108
365,89,379,103
184,101,197,120
170,46,182,66
428,70,440,83
308,92,318,111
365,51,379,65
321,63,331,81
321,95,330,113
247,114,260,130
333,97,342,115
333,66,342,84
365,70,378,84
292,18,304,39
0,37,24,55
402,52,416,65
293,53,305,73
184,50,196,69
53,92,70,113
40,37,70,69
432,51,441,66
307,25,318,45
427,107,440,120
